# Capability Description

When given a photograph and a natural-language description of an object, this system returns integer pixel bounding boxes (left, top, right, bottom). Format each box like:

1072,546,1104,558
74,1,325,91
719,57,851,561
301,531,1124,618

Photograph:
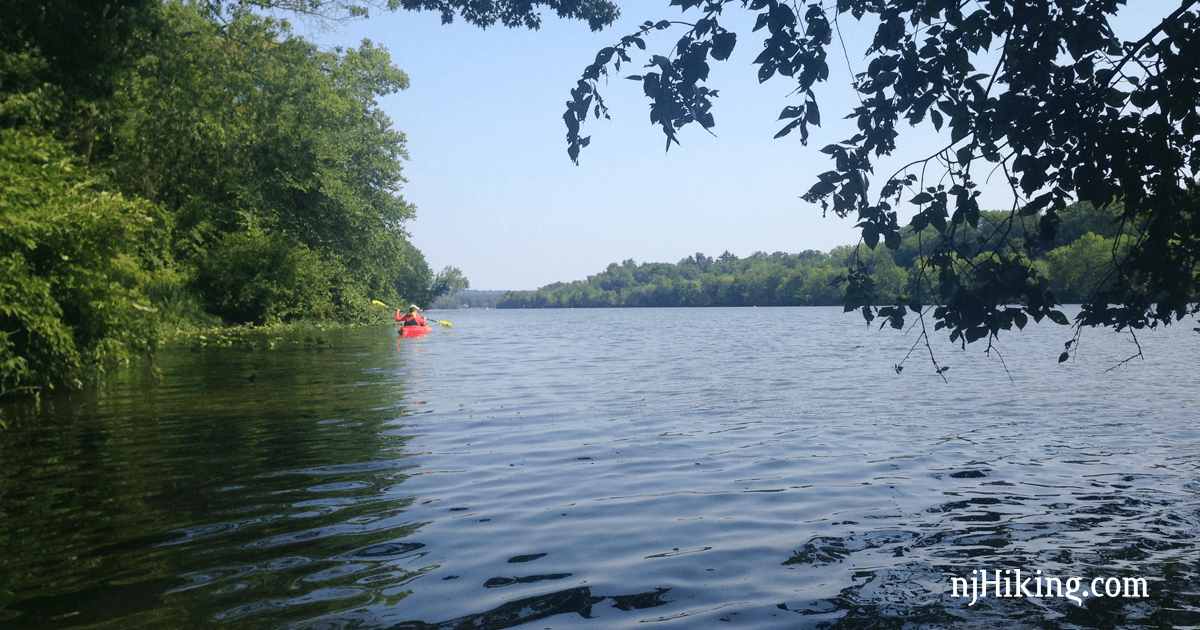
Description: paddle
370,300,452,328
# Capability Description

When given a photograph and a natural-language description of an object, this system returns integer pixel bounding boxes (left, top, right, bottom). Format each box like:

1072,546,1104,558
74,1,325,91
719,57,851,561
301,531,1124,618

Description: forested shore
498,202,1129,309
1,1,463,397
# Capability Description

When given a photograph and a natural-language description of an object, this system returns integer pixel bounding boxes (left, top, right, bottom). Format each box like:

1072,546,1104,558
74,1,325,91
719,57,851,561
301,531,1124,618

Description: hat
409,305,420,311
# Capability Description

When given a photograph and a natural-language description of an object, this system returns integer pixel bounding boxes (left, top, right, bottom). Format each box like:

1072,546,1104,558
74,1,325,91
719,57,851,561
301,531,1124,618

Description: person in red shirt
396,305,426,328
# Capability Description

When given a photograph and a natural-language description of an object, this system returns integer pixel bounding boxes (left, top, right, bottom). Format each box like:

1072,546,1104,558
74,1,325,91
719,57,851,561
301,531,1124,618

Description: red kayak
399,324,432,337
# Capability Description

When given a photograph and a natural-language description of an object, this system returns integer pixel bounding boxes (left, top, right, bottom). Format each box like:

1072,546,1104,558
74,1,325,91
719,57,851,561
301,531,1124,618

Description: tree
1045,232,1123,304
565,0,1200,363
1,0,463,393
198,0,619,30
0,0,162,118
105,3,421,323
426,265,471,304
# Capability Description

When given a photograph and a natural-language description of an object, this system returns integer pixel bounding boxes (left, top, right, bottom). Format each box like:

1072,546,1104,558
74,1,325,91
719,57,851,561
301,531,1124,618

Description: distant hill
429,290,512,310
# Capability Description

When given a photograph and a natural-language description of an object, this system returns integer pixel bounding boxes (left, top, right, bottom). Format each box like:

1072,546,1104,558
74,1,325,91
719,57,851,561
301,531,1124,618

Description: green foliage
198,0,620,31
0,129,165,396
499,204,1141,312
498,249,849,308
0,0,472,394
1045,233,1123,304
194,230,334,324
568,0,1200,344
92,1,457,325
427,266,471,302
104,4,419,320
0,0,161,111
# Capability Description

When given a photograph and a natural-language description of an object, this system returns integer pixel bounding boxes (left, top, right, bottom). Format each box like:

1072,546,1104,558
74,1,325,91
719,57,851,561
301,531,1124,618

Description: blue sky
299,1,1166,291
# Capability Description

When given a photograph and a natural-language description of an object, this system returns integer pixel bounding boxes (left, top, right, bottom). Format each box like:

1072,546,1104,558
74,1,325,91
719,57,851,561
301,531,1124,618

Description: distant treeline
430,290,508,310
498,202,1131,309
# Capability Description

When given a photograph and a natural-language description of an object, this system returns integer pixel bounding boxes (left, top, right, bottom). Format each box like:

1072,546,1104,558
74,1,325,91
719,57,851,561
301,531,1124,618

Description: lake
2,307,1198,629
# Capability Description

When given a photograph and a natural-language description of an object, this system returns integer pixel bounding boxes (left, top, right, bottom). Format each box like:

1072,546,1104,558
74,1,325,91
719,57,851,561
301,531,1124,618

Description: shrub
0,129,165,396
194,229,334,325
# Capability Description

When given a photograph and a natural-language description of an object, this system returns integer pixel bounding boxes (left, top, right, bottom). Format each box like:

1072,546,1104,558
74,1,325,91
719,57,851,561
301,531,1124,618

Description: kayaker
397,305,427,327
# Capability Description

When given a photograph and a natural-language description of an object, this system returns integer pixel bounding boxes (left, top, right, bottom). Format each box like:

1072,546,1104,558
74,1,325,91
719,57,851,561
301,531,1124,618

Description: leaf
774,118,804,139
711,32,737,61
1058,351,1070,363
782,106,811,123
1020,192,1053,216
951,120,968,144
1104,88,1127,108
863,224,879,249
806,179,836,198
1047,311,1069,325
930,109,943,131
806,99,821,126
1129,89,1152,109
758,62,776,83
884,229,901,250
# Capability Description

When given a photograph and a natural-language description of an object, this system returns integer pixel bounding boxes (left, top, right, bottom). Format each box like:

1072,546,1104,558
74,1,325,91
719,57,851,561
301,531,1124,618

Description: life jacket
399,312,426,326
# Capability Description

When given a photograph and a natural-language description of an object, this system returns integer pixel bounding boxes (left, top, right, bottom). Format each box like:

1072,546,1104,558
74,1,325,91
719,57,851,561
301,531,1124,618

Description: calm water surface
2,307,1199,629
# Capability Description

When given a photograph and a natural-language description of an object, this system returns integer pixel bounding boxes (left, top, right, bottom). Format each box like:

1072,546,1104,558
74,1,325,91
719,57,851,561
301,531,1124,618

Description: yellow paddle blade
371,300,390,309
434,320,452,328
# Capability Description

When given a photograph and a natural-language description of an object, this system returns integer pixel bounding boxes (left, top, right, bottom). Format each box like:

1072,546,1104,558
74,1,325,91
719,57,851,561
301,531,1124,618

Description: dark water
2,308,1199,629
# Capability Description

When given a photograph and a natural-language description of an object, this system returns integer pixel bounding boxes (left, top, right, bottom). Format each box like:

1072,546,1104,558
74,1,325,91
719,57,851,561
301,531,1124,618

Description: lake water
2,307,1199,629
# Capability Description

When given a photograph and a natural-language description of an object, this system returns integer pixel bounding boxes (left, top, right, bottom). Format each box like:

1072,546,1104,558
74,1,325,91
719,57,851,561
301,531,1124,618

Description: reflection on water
2,308,1199,629
1,328,425,629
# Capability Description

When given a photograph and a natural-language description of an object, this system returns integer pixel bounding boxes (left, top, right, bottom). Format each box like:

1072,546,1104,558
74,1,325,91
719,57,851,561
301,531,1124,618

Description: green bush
194,229,334,325
0,129,165,396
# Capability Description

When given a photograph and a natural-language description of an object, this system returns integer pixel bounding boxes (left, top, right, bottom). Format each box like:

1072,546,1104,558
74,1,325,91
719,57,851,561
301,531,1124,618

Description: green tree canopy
104,4,422,323
1,0,473,395
566,0,1200,359
199,0,620,30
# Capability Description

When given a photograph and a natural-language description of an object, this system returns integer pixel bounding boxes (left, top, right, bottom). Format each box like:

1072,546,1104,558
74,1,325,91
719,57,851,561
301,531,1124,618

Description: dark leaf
951,120,968,144
884,229,901,250
711,32,737,61
774,118,804,139
777,105,803,120
806,99,821,126
753,12,769,32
